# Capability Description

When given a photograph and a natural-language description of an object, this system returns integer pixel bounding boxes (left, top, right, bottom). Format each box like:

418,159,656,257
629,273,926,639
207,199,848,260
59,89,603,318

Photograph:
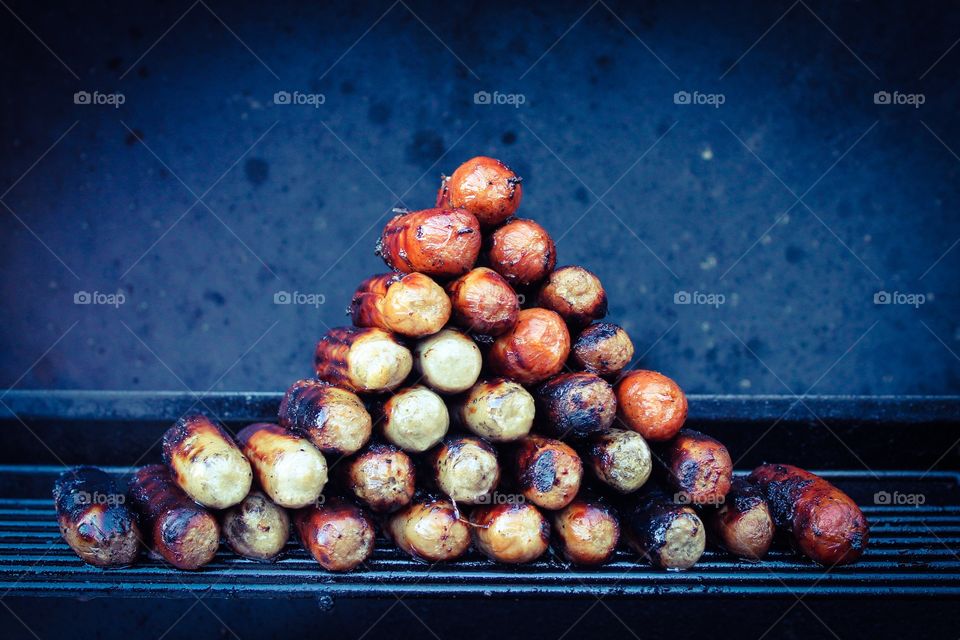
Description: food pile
54,156,870,572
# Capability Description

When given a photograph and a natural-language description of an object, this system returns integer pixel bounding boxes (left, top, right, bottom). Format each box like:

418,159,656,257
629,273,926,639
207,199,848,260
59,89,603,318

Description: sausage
661,429,733,506
278,379,372,456
314,327,413,393
571,323,634,377
345,443,416,513
127,464,220,570
445,267,520,336
535,372,617,439
487,218,556,286
439,156,523,227
615,370,688,442
457,378,535,442
748,464,869,566
624,489,705,570
386,496,472,562
489,308,571,385
377,207,481,277
511,435,583,510
295,498,375,571
161,415,252,509
537,266,607,327
222,490,291,561
552,498,620,566
381,385,450,453
53,466,140,567
413,328,482,394
585,428,652,494
350,272,451,337
237,423,328,508
470,502,550,563
705,478,774,560
428,435,500,504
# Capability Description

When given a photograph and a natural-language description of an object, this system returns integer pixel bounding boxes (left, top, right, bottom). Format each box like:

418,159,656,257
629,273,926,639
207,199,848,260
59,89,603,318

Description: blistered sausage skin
237,423,328,508
428,435,500,504
586,428,652,494
489,308,571,385
571,322,634,377
615,370,688,442
748,464,869,566
377,207,481,278
706,478,774,560
350,272,451,337
222,490,291,561
161,415,252,509
446,267,520,336
487,218,556,286
511,435,582,510
295,498,375,571
387,496,472,562
345,443,417,513
662,429,733,506
439,156,523,227
470,502,550,564
128,464,220,570
314,327,413,393
278,379,372,456
53,466,141,567
536,372,617,439
537,266,607,327
624,489,705,570
457,379,535,442
552,498,620,566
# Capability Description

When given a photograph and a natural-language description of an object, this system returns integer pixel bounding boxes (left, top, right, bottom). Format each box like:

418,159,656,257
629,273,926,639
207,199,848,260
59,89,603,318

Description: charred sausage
222,490,291,561
552,498,620,566
536,372,617,439
585,428,653,494
381,385,450,453
705,478,774,560
446,267,520,336
278,379,372,456
237,423,328,508
487,218,556,286
314,327,413,393
489,308,571,385
439,156,523,227
661,429,733,506
457,379,535,442
470,502,550,564
350,272,451,337
387,496,472,562
571,322,634,377
511,435,583,510
428,435,500,504
377,207,481,277
345,443,416,513
413,328,482,394
624,489,705,570
295,498,375,571
537,266,607,327
615,370,688,442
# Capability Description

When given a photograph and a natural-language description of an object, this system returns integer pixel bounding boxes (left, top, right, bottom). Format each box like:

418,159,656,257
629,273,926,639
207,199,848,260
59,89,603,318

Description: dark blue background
2,0,958,396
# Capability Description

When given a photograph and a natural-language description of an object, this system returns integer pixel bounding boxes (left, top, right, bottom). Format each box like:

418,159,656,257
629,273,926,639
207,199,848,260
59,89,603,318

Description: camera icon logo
874,490,891,505
873,290,891,305
673,91,691,105
74,291,92,304
273,91,291,105
74,91,91,105
874,91,891,105
474,91,492,105
674,290,691,304
274,291,292,305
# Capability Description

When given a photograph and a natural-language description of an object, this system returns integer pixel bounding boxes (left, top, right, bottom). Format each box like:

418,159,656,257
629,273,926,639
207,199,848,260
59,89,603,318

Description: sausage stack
53,155,869,572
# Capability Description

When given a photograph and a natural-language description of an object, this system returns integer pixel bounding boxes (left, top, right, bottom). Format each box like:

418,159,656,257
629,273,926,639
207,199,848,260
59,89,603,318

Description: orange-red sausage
377,207,481,278
446,267,520,336
487,218,556,286
510,435,582,510
439,156,523,227
662,429,733,506
489,308,570,385
615,370,688,442
295,498,375,571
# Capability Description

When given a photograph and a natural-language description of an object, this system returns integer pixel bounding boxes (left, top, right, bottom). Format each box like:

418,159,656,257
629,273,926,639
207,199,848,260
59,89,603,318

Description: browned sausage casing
350,272,451,337
237,423,328,508
706,478,774,560
511,435,583,510
748,464,869,566
387,496,472,562
615,370,688,442
446,267,520,336
222,490,291,561
162,415,252,509
662,429,733,506
439,156,523,227
377,207,481,278
345,443,416,513
428,435,500,504
572,323,634,377
295,498,375,571
128,464,220,570
552,498,620,566
53,466,140,567
586,428,653,494
624,489,705,570
470,502,550,564
487,218,556,286
278,379,372,456
536,372,617,439
489,308,571,385
314,327,413,393
537,266,608,327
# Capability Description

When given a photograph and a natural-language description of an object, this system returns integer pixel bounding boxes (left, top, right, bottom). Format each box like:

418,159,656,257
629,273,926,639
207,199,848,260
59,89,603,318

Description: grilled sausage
428,435,500,504
345,443,416,513
457,378,535,442
161,415,252,509
624,489,705,570
222,490,291,561
295,498,375,571
128,464,220,570
511,435,583,510
489,308,571,385
446,267,520,336
314,327,413,393
706,478,774,560
53,466,140,567
278,379,372,456
748,464,869,566
487,218,556,286
377,207,481,278
536,372,616,439
571,323,634,377
381,385,450,453
386,496,472,562
552,498,620,566
537,266,607,327
413,328,482,394
350,272,451,337
439,156,523,227
470,502,550,564
662,429,733,506
615,370,688,442
237,423,328,508
586,428,653,494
